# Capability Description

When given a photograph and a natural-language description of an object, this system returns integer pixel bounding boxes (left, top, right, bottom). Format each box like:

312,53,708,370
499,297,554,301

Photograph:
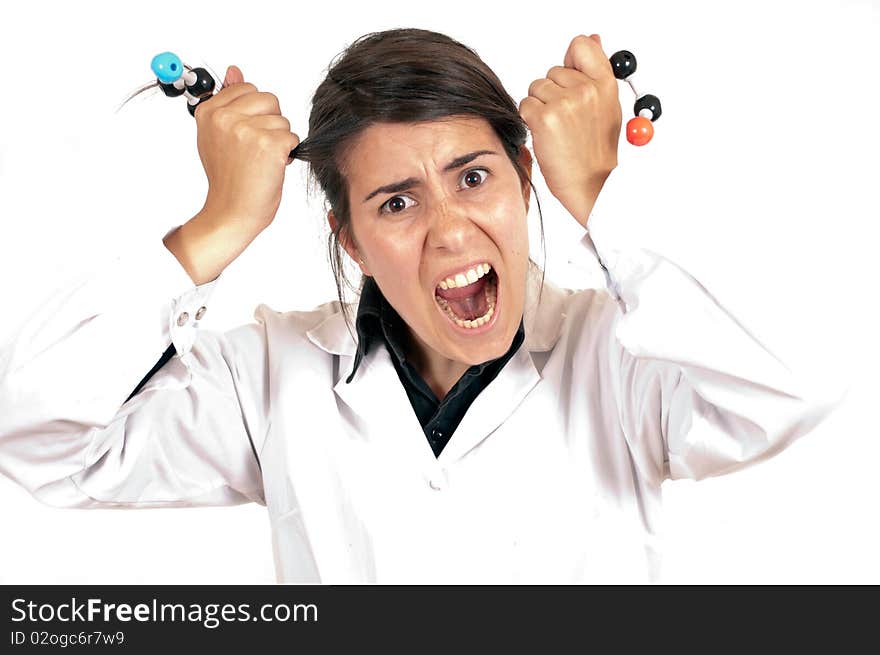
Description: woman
0,28,836,583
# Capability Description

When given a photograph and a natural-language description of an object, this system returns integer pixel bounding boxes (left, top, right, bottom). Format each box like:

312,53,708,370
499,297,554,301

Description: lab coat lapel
437,344,541,463
438,272,569,462
306,311,435,463
334,346,437,463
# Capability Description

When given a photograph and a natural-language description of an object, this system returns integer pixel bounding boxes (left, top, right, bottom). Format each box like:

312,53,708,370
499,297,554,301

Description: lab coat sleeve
0,230,267,508
574,212,844,485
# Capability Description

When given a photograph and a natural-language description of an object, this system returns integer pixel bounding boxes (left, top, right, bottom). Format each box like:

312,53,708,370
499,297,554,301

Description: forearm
163,209,263,286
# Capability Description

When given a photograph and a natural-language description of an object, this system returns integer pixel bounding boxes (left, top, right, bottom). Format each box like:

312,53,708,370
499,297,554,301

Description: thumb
223,65,244,87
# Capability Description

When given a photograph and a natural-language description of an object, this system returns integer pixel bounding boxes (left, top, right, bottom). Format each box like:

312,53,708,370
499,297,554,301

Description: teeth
434,274,497,329
439,263,491,290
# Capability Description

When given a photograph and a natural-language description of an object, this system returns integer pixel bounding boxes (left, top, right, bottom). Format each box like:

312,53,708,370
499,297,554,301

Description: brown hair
292,27,546,335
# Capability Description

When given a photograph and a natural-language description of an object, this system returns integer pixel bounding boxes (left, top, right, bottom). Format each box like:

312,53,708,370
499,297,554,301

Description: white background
0,0,876,583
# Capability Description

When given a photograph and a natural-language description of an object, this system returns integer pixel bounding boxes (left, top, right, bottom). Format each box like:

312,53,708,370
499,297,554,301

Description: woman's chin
435,301,521,365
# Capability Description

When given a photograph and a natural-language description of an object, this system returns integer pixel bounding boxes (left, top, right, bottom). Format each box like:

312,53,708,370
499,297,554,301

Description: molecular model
150,48,662,145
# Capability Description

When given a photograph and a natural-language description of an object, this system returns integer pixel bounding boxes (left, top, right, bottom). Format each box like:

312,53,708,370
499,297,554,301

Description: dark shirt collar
345,276,400,383
345,276,524,384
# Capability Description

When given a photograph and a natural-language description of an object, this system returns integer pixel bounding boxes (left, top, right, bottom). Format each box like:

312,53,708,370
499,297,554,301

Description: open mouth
434,264,498,330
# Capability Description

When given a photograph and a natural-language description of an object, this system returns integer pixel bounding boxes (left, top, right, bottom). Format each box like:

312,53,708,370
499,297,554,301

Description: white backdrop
0,0,876,583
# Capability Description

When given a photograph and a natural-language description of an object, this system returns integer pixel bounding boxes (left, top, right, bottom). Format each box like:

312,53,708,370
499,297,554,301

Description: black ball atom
158,81,185,97
634,94,662,122
185,67,216,98
610,50,637,80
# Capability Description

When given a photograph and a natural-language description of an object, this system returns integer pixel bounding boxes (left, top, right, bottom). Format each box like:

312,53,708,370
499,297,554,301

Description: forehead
342,116,501,181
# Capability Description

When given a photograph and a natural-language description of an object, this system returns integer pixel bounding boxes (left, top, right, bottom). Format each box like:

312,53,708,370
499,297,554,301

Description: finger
234,124,300,164
268,129,301,164
527,78,565,104
226,90,282,117
257,128,301,165
246,115,291,132
545,65,591,89
517,95,544,129
223,65,244,87
203,82,259,111
285,132,302,165
563,34,613,82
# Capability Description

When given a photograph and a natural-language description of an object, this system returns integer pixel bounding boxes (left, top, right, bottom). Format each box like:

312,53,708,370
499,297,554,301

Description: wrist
561,174,609,230
164,211,253,287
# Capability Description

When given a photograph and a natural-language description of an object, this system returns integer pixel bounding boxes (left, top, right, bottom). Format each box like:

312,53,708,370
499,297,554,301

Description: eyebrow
362,150,500,203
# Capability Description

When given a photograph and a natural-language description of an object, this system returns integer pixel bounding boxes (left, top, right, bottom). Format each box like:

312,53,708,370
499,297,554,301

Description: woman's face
335,116,532,367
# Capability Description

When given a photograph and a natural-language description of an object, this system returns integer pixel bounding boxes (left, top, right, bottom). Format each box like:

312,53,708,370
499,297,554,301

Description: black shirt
346,276,525,457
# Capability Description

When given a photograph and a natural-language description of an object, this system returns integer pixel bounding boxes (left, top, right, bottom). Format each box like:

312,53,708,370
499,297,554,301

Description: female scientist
0,28,836,583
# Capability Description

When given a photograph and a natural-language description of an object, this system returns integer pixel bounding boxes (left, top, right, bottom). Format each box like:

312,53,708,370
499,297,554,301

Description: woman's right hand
163,66,301,286
196,65,301,231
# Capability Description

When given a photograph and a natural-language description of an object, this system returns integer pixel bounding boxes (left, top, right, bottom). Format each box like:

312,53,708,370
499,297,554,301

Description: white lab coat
0,217,838,584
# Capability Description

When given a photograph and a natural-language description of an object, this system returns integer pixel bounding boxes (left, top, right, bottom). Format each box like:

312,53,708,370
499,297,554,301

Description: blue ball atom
151,52,183,84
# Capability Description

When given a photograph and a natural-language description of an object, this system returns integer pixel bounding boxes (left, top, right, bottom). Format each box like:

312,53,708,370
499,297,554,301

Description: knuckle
257,132,277,152
578,84,597,102
260,92,281,112
548,110,563,128
231,121,251,141
560,96,578,114
538,109,558,129
209,108,228,129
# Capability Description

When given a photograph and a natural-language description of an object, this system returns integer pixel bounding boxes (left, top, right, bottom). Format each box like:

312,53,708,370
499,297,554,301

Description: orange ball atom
626,116,654,146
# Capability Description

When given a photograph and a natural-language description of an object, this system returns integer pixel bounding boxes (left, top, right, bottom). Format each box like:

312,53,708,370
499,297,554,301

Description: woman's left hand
519,34,622,229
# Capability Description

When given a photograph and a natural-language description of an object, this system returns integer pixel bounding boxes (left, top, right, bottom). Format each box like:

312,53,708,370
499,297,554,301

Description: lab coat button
176,311,189,327
195,305,207,320
427,470,447,491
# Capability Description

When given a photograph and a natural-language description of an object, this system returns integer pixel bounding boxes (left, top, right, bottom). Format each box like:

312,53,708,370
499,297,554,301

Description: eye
377,167,490,216
460,167,489,189
379,195,416,215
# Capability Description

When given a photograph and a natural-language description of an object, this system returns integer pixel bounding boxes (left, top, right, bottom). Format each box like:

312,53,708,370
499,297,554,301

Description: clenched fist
518,34,622,229
195,65,301,232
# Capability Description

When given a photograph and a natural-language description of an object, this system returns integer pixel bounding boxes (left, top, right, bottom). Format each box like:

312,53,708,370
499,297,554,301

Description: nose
424,190,481,253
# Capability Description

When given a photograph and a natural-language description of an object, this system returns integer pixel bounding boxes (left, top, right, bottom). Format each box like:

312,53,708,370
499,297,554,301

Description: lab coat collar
305,270,569,463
